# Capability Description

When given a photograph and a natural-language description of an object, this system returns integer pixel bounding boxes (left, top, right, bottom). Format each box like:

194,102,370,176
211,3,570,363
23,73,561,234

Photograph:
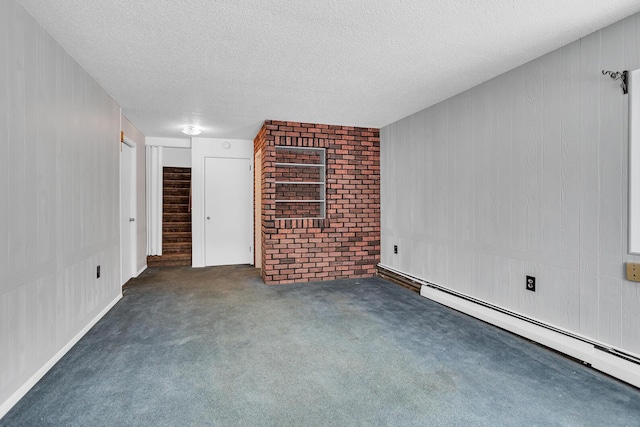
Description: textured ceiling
16,0,640,139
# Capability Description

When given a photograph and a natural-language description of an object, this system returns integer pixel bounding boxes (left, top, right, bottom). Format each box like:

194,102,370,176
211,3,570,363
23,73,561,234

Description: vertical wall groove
0,0,121,410
381,12,640,357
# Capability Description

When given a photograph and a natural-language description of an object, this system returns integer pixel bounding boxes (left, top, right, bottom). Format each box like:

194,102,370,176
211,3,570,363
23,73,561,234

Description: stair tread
153,253,191,260
164,167,191,171
163,217,192,222
147,256,192,267
164,206,190,211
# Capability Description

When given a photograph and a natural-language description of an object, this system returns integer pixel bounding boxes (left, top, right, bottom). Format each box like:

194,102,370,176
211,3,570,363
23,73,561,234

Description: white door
204,157,252,266
120,140,137,284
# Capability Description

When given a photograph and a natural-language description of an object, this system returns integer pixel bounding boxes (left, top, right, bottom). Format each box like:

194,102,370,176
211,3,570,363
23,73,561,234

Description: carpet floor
2,265,640,426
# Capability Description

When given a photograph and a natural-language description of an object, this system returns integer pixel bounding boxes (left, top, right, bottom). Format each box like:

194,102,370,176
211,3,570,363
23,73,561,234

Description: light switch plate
626,262,640,282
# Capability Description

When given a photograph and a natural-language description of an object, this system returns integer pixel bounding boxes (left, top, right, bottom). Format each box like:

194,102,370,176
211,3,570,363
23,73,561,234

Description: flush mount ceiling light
181,125,202,136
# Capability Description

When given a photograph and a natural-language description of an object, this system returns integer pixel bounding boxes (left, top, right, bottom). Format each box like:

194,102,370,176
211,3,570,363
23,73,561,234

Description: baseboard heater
377,264,640,389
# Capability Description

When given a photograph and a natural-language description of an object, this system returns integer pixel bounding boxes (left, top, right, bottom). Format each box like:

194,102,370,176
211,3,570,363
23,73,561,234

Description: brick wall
254,120,380,284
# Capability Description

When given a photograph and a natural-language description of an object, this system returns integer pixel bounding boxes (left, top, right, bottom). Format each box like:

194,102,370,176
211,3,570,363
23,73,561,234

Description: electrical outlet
526,275,535,292
97,265,101,279
393,245,398,254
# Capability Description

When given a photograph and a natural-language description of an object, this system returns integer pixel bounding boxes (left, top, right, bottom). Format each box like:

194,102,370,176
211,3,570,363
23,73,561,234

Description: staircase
147,167,192,267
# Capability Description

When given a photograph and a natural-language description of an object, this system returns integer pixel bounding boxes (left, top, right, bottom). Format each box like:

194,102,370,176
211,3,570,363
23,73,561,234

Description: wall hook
602,70,628,94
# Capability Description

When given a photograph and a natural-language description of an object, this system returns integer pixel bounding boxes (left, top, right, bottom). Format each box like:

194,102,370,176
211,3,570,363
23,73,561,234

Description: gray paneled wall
0,0,121,409
381,13,640,356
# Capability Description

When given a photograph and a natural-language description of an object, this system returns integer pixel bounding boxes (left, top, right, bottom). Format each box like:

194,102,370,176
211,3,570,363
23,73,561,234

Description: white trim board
122,135,136,148
377,264,640,389
136,265,147,278
145,137,191,148
0,294,123,419
629,68,640,254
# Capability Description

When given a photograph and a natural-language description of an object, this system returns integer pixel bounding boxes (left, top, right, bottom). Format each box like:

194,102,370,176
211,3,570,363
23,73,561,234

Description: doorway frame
203,156,253,266
120,135,137,286
191,138,254,267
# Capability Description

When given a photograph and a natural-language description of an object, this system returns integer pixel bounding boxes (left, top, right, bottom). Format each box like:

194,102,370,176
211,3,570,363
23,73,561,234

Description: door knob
207,216,211,220
129,218,135,222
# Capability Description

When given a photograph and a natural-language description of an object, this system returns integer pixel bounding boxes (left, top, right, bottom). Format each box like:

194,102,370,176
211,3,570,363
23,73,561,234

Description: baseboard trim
377,264,640,389
136,265,147,277
0,293,123,419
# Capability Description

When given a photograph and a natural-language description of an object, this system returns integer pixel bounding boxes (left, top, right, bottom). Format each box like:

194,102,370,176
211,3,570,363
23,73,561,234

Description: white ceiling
16,0,640,140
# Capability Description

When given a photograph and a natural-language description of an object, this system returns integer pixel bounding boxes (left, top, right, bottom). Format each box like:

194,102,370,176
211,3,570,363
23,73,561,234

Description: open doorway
147,167,193,266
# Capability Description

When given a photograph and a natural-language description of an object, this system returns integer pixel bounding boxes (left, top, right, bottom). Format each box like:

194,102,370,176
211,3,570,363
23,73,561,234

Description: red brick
255,120,380,285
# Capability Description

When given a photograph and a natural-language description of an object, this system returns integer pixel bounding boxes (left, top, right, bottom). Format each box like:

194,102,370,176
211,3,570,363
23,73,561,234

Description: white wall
191,138,254,267
381,13,640,358
146,136,190,148
145,136,191,167
163,147,191,168
0,0,123,416
121,116,147,274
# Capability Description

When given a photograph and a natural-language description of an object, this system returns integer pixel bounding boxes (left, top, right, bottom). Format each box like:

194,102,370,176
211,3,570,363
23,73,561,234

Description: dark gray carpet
2,265,640,426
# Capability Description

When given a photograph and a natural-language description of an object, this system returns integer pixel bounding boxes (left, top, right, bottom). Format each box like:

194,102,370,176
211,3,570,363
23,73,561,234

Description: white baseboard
0,293,123,419
136,265,147,277
420,285,640,389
